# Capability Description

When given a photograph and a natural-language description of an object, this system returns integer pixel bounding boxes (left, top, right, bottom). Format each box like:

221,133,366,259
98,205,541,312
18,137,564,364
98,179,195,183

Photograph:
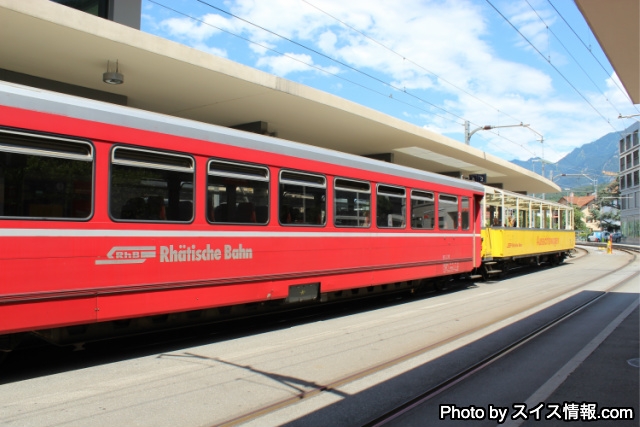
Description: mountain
510,122,639,192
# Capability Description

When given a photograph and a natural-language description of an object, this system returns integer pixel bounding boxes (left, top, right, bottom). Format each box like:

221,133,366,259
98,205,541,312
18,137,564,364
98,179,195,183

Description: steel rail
362,250,638,427
210,248,637,427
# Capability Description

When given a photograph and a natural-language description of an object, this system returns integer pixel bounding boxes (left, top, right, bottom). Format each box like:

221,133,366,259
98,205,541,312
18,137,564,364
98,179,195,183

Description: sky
139,0,639,169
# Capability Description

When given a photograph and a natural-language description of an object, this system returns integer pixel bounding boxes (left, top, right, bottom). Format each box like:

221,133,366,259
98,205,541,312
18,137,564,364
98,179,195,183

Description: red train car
0,82,484,349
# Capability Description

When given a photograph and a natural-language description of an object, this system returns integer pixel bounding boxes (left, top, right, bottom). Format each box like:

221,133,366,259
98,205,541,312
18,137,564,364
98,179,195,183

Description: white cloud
142,0,632,163
505,1,557,51
256,53,340,77
159,13,232,42
317,30,338,53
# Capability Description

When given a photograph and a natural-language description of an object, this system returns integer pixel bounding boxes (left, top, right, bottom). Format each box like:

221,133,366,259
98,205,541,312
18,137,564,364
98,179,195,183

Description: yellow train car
482,228,575,259
473,187,575,280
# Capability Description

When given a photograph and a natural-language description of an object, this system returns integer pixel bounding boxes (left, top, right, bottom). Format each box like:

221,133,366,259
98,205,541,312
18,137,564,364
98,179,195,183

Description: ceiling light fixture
103,60,124,85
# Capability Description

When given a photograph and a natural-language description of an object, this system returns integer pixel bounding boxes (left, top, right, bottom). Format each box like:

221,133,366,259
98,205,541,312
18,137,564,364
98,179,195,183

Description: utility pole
464,121,529,145
524,127,544,178
556,173,598,202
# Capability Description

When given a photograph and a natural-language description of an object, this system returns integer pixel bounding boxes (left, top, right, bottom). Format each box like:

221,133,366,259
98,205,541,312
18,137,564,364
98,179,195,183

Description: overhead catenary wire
196,0,539,156
147,1,451,120
150,1,457,121
148,0,627,158
304,0,632,145
546,0,638,112
524,0,623,118
485,0,618,136
300,0,541,156
194,0,454,114
300,0,526,127
149,0,539,157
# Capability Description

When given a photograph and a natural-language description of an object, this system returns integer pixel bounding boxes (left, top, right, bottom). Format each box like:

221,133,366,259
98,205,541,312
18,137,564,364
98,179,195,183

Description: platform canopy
0,0,561,193
575,0,639,105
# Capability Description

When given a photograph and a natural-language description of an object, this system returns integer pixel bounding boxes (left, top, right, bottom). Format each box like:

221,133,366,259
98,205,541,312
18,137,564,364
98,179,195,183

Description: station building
558,195,598,233
619,122,640,242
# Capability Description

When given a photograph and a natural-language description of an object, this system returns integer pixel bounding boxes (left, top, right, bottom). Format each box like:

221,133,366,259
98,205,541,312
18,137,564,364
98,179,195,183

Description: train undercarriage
471,249,573,281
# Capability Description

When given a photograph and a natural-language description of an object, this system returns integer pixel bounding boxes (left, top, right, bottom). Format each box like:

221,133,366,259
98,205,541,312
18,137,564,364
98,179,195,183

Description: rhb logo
95,246,157,265
95,243,253,265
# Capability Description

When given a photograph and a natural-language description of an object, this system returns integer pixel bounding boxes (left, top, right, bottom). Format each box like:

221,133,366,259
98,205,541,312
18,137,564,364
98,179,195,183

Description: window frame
109,146,195,223
334,177,371,228
279,169,327,226
207,158,270,225
410,189,435,230
0,128,94,221
376,183,406,229
438,193,459,230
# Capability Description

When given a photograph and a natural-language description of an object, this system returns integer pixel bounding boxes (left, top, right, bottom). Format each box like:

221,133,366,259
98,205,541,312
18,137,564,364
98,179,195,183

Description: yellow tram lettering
536,237,559,245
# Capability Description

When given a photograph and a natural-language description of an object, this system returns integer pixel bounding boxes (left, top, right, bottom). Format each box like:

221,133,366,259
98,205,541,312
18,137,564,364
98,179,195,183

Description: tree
592,178,620,231
573,205,588,233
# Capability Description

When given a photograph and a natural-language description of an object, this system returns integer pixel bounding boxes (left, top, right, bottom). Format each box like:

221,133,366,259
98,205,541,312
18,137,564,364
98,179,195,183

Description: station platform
518,305,639,426
380,254,639,427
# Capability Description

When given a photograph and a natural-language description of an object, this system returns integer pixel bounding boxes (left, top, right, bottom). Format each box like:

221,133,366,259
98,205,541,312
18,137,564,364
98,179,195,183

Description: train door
473,193,483,267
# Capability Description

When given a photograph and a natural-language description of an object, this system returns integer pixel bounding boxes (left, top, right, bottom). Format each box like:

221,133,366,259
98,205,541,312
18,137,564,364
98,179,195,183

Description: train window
110,147,194,222
0,129,93,220
410,190,434,230
377,184,405,228
461,197,470,230
279,170,326,226
207,159,269,224
438,194,458,230
334,178,371,227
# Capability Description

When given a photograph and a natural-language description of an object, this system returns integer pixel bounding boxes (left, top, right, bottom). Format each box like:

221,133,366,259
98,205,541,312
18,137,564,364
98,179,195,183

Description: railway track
214,247,637,427
362,248,638,427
